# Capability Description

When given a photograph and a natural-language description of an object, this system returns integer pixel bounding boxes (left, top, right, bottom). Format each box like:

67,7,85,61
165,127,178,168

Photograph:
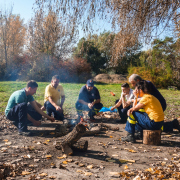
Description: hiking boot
121,133,136,143
135,131,143,140
173,119,180,132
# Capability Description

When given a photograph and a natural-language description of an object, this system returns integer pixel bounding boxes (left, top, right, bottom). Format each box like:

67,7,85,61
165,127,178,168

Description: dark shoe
135,131,143,140
121,133,136,143
115,120,127,124
173,119,180,132
18,130,33,136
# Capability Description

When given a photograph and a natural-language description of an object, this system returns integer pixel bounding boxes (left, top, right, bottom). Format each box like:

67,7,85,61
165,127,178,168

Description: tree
35,0,180,61
27,7,77,80
73,37,107,74
0,9,26,79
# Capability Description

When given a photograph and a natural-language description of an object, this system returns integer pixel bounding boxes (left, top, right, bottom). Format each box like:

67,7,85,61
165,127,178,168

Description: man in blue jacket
76,79,103,121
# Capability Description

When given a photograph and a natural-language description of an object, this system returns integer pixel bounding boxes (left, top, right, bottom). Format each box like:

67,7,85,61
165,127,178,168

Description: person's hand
127,108,134,116
88,103,93,109
122,91,127,97
56,106,63,112
49,117,55,122
133,89,138,98
41,106,45,111
111,106,115,111
33,120,41,127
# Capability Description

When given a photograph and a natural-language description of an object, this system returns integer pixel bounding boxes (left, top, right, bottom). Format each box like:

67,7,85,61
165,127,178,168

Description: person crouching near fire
75,79,103,122
44,75,65,121
5,80,55,136
121,80,164,143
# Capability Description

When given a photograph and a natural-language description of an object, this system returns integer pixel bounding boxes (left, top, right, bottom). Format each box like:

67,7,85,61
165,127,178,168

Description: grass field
0,81,180,118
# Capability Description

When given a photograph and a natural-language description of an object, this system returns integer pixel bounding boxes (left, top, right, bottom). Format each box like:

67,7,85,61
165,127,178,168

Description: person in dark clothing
75,79,103,121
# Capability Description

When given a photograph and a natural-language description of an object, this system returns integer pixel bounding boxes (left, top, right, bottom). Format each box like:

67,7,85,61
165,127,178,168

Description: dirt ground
1,112,180,180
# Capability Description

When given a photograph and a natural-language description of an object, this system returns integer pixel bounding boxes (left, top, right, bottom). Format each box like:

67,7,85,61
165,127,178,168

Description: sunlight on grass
1,81,180,117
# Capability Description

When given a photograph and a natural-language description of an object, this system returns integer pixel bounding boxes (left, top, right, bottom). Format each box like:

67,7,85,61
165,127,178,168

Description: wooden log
55,124,86,155
143,130,161,145
71,140,88,152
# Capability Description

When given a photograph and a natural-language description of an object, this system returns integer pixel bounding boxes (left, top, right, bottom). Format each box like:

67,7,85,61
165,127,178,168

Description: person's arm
30,101,55,122
27,114,41,126
127,103,145,116
48,96,62,112
78,99,94,109
60,95,65,108
111,98,122,111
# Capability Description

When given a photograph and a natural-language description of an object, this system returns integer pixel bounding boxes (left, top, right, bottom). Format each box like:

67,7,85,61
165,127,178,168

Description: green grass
1,81,180,118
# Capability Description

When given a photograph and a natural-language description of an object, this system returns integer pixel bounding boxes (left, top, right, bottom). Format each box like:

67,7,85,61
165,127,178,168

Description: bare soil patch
1,111,180,179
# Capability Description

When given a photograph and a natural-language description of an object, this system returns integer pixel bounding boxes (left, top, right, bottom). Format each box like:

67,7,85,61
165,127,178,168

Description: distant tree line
0,2,180,88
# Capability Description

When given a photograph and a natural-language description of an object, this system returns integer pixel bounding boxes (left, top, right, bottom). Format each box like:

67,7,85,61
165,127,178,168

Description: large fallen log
55,124,86,155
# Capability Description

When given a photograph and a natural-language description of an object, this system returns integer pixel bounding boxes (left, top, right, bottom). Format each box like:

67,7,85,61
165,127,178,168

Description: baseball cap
86,79,94,87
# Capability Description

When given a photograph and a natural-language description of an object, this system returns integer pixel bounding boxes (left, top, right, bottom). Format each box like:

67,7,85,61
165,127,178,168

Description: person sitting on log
44,75,65,121
129,74,180,133
122,80,164,143
5,80,55,136
111,83,135,124
75,79,103,122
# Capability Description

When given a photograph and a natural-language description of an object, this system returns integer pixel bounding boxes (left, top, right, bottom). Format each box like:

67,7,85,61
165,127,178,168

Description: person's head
135,80,151,97
26,80,38,95
121,83,130,95
51,75,60,88
86,79,94,91
129,74,142,87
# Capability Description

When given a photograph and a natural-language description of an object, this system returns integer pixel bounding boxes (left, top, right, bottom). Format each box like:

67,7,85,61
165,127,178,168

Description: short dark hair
26,80,38,89
52,75,60,81
121,83,130,88
135,80,151,94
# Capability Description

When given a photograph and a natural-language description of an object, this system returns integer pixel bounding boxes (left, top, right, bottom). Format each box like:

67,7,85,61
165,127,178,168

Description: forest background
0,0,180,88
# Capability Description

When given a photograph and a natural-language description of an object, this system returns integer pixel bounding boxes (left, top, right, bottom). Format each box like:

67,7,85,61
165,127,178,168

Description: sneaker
135,131,143,140
121,133,136,143
173,119,180,132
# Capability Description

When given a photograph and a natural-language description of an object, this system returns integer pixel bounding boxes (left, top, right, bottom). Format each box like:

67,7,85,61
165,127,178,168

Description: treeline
0,7,180,88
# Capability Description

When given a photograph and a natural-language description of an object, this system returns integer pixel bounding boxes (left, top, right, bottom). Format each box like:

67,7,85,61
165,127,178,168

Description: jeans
44,101,64,120
125,111,164,135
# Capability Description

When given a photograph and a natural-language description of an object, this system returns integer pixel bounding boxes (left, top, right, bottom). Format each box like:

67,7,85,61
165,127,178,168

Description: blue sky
0,0,35,23
0,0,172,51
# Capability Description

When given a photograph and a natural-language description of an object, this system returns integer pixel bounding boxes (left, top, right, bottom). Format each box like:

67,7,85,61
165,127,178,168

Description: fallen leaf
39,173,48,177
79,163,85,167
129,149,137,153
145,168,153,172
50,132,55,135
76,170,84,173
84,172,93,176
87,165,93,169
62,161,68,164
37,142,41,145
124,165,129,169
109,172,120,176
109,136,113,138
119,159,135,163
49,176,56,179
3,139,8,142
5,141,11,145
46,155,52,159
22,171,31,175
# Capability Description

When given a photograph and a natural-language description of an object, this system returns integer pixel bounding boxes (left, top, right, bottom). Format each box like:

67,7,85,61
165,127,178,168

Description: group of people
5,74,180,141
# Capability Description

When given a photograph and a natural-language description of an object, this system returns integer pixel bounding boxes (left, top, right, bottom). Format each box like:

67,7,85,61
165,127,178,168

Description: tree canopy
35,0,180,59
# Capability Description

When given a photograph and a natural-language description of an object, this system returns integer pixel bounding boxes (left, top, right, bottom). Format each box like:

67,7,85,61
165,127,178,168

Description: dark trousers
125,111,164,135
76,101,103,118
44,101,64,120
115,99,131,123
7,102,42,132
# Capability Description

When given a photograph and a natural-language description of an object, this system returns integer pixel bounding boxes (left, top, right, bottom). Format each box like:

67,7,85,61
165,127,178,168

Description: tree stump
143,130,161,145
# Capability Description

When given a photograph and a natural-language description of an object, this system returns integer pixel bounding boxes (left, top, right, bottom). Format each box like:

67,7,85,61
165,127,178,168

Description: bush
128,66,175,88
